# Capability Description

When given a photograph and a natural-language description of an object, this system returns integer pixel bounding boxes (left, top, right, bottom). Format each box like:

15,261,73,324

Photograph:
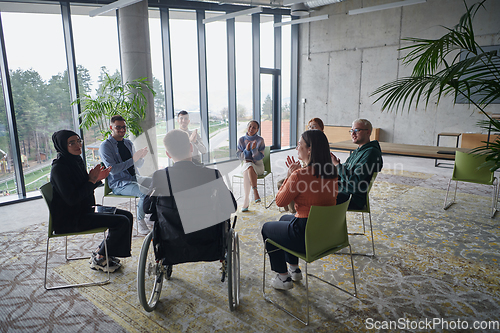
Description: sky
0,8,291,117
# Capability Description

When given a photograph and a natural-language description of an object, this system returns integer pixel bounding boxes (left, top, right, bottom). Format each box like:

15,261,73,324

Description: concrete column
118,0,157,174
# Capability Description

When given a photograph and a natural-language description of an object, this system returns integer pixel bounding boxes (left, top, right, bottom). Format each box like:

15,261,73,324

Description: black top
50,130,101,234
117,140,136,177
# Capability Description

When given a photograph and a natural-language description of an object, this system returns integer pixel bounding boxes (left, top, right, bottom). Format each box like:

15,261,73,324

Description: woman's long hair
302,130,337,179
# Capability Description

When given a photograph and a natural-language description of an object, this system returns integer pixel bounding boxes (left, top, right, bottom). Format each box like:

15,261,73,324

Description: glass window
0,77,15,203
1,9,71,200
235,17,252,143
205,13,229,163
281,17,292,148
260,14,274,69
260,73,273,147
149,9,168,167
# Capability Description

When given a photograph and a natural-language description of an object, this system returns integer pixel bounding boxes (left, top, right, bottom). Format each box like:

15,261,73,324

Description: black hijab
52,130,87,179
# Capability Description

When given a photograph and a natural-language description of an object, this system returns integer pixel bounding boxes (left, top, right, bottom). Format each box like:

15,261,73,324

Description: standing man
177,110,207,164
330,119,383,209
99,115,151,235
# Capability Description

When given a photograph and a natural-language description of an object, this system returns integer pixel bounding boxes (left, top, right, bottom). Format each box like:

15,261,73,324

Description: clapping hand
89,164,112,184
330,152,340,166
133,147,148,162
189,129,198,143
246,141,257,151
285,155,301,178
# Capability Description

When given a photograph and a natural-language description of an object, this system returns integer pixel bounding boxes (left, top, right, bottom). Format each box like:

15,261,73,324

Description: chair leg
231,175,243,201
265,174,276,209
262,243,310,325
443,180,458,210
45,232,110,290
491,179,498,218
368,212,375,257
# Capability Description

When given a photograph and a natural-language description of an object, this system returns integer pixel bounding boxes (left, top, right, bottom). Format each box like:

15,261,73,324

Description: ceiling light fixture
348,0,426,15
274,14,328,27
291,3,310,16
89,0,143,17
203,7,263,24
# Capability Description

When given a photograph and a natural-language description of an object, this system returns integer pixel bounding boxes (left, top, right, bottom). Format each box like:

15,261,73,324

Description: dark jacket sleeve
50,162,100,207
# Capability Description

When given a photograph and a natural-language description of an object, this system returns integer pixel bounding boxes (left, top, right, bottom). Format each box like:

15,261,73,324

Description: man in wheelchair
143,129,237,266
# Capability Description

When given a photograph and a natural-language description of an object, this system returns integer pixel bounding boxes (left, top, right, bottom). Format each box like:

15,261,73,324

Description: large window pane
281,17,291,148
1,9,71,199
149,9,168,167
260,14,274,69
0,77,15,203
205,13,229,163
235,17,252,142
260,73,273,147
71,7,121,167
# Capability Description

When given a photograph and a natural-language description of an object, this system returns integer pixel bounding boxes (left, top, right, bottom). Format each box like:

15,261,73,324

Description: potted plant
73,71,156,138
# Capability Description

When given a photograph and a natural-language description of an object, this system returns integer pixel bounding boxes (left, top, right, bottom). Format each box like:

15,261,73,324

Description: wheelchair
137,217,240,312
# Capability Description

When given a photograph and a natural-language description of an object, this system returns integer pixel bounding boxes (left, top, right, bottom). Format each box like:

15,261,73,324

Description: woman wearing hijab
50,130,133,272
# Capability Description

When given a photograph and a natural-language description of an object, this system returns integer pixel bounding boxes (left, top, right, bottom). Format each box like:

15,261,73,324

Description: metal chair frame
262,200,357,325
102,178,138,235
40,182,110,290
443,152,499,218
232,146,275,208
345,172,378,257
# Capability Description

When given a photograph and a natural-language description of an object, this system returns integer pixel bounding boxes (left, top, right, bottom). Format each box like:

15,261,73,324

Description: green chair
40,182,110,290
443,152,498,218
346,172,378,257
102,178,138,235
232,146,275,208
263,198,357,325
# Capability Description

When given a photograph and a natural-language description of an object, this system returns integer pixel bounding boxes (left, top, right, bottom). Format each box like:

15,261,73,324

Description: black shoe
90,254,121,273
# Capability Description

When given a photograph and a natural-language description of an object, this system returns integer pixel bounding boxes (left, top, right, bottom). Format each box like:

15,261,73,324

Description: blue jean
112,181,148,221
261,214,307,274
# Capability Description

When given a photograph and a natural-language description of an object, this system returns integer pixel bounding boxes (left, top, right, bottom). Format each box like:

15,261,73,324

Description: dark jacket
50,155,101,234
144,161,237,265
337,140,383,208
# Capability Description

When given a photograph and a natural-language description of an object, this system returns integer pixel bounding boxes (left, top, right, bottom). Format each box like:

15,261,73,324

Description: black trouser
79,208,133,258
336,192,363,210
261,214,307,274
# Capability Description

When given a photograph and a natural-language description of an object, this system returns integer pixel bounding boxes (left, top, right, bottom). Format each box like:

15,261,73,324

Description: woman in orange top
261,130,338,290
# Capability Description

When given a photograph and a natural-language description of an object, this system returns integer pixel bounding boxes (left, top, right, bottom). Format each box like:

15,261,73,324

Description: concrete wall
298,0,500,146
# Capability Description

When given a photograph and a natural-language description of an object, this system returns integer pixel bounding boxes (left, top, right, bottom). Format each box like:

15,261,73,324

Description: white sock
289,264,299,271
278,273,290,281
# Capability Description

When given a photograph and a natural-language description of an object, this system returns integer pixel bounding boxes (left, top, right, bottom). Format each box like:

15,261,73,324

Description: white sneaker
137,219,151,235
289,268,303,282
271,274,293,290
144,214,154,227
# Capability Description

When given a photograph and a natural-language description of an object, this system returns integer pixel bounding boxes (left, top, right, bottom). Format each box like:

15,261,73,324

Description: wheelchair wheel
227,228,240,311
137,231,164,312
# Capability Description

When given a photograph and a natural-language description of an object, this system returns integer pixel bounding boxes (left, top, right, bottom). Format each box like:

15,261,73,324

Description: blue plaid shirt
99,135,144,189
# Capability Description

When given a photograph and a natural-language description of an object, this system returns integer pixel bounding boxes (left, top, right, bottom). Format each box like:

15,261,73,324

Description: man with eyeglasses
331,118,383,209
99,115,151,235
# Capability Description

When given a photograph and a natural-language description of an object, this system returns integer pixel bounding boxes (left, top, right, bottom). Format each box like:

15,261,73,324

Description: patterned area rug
1,169,500,332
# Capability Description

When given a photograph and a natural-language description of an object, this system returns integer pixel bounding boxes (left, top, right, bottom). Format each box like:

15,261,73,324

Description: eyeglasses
349,129,368,134
114,125,127,130
68,139,83,147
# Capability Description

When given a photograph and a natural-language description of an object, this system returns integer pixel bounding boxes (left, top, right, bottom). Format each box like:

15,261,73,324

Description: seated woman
236,120,265,212
261,130,338,290
50,130,133,273
307,117,325,131
278,117,326,214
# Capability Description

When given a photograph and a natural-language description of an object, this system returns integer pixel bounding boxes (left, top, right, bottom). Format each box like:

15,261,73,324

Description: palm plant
371,0,500,168
73,72,155,138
